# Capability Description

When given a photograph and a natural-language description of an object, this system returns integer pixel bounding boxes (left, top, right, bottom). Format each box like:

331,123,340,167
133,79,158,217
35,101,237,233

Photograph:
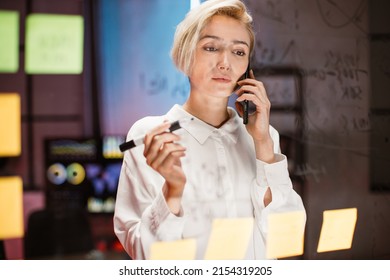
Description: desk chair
0,241,5,259
24,208,94,259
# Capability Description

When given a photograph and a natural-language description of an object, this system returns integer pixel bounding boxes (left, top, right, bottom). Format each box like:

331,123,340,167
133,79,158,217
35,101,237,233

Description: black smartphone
241,65,250,124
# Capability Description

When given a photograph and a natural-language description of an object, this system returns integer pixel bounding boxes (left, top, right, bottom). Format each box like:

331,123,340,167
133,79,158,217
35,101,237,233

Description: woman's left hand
235,69,275,163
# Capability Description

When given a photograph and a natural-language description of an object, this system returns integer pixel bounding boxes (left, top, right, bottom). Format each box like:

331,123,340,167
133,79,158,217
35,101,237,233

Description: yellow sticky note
25,14,84,74
204,218,253,260
149,238,196,260
0,10,19,73
0,176,24,239
0,93,21,157
317,208,357,253
266,211,305,259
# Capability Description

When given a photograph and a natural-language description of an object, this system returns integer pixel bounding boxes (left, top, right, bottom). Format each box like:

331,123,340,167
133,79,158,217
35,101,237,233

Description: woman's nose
218,64,229,71
217,51,230,71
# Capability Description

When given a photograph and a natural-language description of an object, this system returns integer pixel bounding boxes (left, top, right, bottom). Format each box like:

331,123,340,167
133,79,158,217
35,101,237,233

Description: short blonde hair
171,0,254,76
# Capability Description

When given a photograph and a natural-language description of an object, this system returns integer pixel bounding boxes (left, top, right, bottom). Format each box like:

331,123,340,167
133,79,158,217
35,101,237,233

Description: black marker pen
119,118,194,152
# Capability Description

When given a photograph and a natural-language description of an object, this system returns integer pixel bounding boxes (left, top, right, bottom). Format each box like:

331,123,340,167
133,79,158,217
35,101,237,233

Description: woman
114,0,305,260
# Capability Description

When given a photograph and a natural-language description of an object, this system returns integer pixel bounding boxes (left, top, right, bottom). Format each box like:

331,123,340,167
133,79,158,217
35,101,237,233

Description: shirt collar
166,104,241,145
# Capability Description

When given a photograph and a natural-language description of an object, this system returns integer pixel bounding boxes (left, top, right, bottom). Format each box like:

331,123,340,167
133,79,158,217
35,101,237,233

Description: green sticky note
25,14,84,74
0,10,19,73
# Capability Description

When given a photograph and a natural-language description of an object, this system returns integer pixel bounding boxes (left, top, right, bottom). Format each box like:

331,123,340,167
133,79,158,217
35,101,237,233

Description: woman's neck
182,94,230,128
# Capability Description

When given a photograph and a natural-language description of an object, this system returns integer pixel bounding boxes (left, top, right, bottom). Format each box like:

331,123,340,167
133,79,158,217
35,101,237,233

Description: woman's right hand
143,121,187,214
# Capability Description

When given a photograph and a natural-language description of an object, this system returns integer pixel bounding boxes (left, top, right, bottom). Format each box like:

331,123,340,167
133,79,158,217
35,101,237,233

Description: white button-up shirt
114,104,305,259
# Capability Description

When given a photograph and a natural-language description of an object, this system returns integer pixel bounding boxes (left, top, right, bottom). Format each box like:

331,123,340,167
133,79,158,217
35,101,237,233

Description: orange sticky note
317,208,357,253
149,238,196,260
0,93,21,156
204,218,253,260
0,176,24,239
266,211,306,259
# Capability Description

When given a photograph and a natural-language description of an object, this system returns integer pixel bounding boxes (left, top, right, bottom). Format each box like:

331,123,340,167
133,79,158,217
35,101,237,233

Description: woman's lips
212,77,231,83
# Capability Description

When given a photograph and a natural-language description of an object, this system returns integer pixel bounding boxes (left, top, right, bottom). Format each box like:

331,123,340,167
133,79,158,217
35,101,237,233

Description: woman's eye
234,50,246,56
204,46,217,52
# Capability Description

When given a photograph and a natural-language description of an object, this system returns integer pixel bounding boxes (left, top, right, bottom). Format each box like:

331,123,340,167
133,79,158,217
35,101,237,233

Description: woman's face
189,15,250,99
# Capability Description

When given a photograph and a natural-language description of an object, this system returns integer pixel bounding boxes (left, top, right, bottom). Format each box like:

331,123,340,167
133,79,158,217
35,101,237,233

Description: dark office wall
368,0,390,259
0,0,101,260
243,0,390,259
0,0,91,189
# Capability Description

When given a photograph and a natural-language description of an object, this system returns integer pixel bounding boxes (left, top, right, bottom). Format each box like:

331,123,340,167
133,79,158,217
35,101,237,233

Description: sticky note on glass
149,238,196,260
266,211,306,259
204,218,253,260
0,93,21,157
0,176,24,239
25,14,84,74
317,208,357,253
0,10,19,73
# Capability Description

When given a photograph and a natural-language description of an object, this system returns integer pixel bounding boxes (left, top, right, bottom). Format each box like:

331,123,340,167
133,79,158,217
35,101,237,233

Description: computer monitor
44,137,124,214
85,162,121,213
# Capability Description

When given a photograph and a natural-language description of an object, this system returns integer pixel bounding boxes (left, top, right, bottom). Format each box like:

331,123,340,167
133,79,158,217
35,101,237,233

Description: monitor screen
85,162,121,213
45,137,123,214
45,138,98,162
102,135,126,160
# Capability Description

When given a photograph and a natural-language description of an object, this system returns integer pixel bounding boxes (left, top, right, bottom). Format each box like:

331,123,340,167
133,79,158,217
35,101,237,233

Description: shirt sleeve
250,127,306,237
113,130,186,260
